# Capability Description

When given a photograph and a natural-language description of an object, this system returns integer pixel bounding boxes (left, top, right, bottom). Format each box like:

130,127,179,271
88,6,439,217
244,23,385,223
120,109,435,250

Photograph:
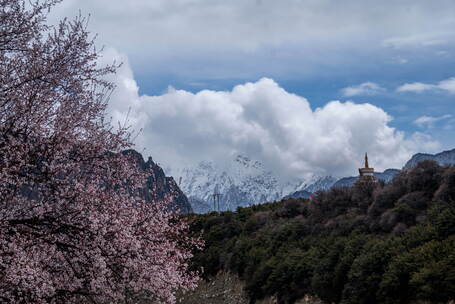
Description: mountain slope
404,148,455,170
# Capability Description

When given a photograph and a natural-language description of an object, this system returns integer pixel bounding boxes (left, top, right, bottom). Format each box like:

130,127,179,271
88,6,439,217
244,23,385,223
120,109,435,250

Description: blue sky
51,0,455,177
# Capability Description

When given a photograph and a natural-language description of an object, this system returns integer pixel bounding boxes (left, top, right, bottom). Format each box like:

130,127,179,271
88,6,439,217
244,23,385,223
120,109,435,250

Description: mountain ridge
403,148,455,170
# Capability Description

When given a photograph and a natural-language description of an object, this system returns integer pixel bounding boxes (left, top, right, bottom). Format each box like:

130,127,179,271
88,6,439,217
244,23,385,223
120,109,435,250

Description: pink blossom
0,1,202,303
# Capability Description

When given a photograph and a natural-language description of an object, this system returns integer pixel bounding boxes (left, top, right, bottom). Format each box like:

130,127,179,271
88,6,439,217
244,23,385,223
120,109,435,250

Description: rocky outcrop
121,150,192,214
177,272,249,304
177,272,325,304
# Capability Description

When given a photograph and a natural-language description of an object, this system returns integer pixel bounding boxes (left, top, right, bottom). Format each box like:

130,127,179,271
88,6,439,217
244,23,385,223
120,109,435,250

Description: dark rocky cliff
121,150,192,214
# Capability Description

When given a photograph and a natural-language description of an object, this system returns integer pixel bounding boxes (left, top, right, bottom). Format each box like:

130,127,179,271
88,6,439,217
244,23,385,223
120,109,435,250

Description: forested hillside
188,160,455,304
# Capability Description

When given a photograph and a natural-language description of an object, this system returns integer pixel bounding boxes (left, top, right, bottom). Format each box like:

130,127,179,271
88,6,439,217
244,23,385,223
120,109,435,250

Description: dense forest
188,160,455,304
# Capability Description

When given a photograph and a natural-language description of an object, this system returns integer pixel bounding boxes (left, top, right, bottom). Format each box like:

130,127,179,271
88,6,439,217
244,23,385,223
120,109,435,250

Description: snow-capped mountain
174,155,336,213
172,148,455,213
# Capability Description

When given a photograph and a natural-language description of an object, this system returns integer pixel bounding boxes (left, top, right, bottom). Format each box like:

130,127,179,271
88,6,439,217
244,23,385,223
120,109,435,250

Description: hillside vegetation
188,160,455,304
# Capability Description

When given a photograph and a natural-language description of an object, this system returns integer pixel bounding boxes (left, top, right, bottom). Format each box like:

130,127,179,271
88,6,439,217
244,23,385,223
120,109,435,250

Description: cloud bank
49,0,455,83
50,1,455,54
104,50,440,179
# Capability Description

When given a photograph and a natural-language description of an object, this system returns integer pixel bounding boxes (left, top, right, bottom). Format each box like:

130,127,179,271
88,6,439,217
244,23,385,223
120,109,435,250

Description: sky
50,0,455,179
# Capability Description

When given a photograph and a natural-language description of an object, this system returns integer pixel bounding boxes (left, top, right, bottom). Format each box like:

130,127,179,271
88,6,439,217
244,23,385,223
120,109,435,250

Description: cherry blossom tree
0,1,200,303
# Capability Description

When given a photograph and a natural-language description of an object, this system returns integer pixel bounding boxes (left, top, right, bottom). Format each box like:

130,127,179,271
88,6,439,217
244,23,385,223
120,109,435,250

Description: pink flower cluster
0,1,201,303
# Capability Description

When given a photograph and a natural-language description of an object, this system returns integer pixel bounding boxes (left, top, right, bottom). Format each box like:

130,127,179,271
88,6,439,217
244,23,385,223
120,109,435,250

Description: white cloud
396,82,436,93
104,50,439,179
397,77,455,94
341,82,385,97
414,114,452,128
437,78,455,93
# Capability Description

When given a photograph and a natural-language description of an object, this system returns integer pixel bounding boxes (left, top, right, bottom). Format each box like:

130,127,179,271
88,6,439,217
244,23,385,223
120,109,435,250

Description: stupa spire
359,152,374,177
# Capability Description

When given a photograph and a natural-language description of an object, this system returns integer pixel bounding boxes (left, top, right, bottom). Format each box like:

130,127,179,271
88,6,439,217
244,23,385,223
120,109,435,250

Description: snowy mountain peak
174,155,336,213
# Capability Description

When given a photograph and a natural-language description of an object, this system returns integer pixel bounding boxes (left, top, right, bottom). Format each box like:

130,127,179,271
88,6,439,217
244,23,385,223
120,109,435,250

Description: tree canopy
189,161,455,304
